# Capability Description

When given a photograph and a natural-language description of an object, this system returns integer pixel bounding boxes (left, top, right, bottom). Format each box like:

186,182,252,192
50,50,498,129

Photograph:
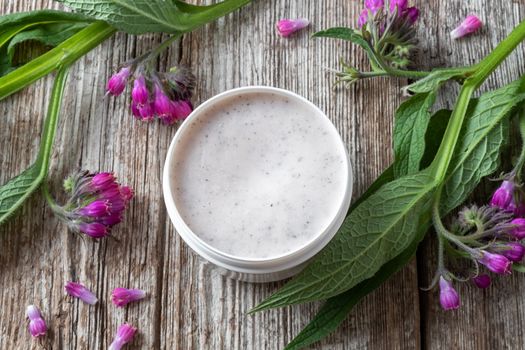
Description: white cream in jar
163,87,352,282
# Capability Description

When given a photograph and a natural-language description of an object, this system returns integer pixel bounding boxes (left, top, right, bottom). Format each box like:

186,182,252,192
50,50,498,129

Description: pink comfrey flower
472,274,491,289
365,0,384,14
153,84,175,122
107,67,131,96
26,305,47,338
500,242,525,262
405,7,419,24
172,100,193,120
509,218,525,239
131,76,149,106
357,9,369,28
490,180,515,210
50,170,133,239
109,324,137,350
478,251,512,274
389,0,407,13
451,15,482,40
65,282,98,305
439,277,460,310
112,288,147,307
276,18,309,37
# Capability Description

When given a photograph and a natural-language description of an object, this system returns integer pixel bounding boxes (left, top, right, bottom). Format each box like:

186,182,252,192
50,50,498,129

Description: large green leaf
406,68,469,94
56,0,251,34
251,170,437,311
393,91,436,177
0,69,69,225
440,78,525,214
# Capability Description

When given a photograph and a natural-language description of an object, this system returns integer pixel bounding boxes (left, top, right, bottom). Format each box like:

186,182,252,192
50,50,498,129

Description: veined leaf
420,109,452,168
406,68,469,94
0,69,69,225
440,78,525,214
313,27,383,69
393,91,436,177
56,0,252,34
251,170,437,311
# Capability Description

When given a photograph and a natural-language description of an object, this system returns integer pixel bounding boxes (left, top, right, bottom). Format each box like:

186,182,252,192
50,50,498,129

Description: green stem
513,109,525,178
36,68,69,171
432,195,475,254
431,19,525,182
0,21,115,101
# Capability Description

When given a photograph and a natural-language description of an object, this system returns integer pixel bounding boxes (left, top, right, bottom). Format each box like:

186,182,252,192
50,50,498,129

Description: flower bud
26,305,47,338
405,7,419,24
172,100,193,120
365,0,384,14
153,84,174,121
439,276,460,310
109,323,137,350
478,251,512,274
131,76,149,106
490,180,515,210
389,0,408,13
509,218,525,239
112,288,147,307
500,242,525,262
106,67,130,96
357,9,369,28
276,18,310,37
451,15,482,40
472,274,491,289
65,281,98,305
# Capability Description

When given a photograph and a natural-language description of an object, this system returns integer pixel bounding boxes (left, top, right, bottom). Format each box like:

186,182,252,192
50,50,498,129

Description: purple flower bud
120,186,134,201
172,100,193,121
358,9,369,28
404,7,419,24
153,84,174,121
451,15,482,40
131,76,149,106
472,274,491,289
106,67,131,96
112,288,147,307
65,282,98,305
389,0,407,13
500,242,525,262
138,102,155,121
26,305,47,338
479,251,512,274
509,218,525,239
276,18,310,37
365,0,384,14
91,172,116,191
439,276,460,310
79,222,108,238
109,323,137,350
78,200,111,217
490,180,514,210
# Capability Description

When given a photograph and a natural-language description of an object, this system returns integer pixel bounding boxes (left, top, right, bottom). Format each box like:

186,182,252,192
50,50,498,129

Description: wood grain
0,0,522,349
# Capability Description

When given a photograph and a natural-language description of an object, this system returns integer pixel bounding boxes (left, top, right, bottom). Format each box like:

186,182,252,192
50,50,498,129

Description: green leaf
0,68,69,225
406,68,467,94
0,10,91,77
393,92,437,177
420,109,452,169
284,219,430,350
313,27,383,69
440,78,525,214
251,170,437,312
56,0,252,34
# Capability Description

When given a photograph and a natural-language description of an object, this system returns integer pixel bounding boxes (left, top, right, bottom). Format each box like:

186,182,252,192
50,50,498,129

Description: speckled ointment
163,87,352,282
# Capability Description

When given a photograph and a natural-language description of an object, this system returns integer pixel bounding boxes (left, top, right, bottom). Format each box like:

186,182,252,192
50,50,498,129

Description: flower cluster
433,176,525,310
107,63,195,125
357,0,420,69
47,170,133,239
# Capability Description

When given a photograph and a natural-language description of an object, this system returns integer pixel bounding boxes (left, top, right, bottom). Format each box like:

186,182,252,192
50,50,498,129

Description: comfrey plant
252,2,525,350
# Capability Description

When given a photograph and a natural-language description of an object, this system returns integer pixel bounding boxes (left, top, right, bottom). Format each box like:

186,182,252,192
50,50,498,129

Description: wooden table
1,0,524,349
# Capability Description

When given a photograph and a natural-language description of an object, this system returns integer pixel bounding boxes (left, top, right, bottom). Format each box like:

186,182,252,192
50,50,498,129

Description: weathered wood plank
416,1,525,349
0,0,460,349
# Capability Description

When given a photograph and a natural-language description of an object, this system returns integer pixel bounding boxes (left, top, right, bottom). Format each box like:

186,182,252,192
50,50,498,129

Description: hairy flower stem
135,33,183,66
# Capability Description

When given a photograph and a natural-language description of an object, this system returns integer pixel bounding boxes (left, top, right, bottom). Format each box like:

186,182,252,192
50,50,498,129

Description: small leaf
393,92,437,177
406,68,467,94
0,68,69,225
56,0,252,34
313,27,383,69
440,78,525,214
252,170,437,311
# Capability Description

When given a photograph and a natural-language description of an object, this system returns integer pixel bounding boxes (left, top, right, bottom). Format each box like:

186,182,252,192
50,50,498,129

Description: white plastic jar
163,86,352,282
